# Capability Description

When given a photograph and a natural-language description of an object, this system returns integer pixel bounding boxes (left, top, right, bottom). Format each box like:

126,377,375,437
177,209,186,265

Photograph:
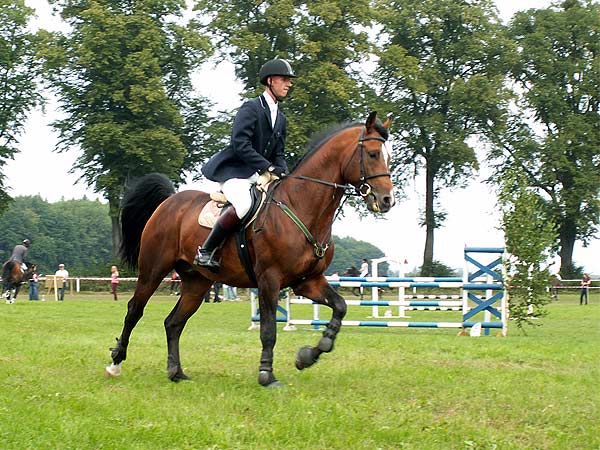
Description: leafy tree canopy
0,0,43,210
0,196,112,276
373,0,514,274
490,0,600,275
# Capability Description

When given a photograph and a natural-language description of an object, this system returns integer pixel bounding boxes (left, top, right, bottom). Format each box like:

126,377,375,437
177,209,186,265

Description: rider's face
268,75,293,100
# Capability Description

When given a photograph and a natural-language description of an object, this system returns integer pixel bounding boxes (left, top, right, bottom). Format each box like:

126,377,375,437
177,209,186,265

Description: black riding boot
194,207,241,272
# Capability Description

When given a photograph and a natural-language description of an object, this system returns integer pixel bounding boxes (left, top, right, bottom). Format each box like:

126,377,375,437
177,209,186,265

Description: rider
10,239,30,271
194,58,296,271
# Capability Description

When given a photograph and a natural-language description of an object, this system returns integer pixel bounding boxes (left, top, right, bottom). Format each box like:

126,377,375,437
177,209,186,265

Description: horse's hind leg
106,275,164,376
293,275,347,370
164,270,212,382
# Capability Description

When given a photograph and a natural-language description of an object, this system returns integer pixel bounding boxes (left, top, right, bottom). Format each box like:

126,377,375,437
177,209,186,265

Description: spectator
204,282,222,303
111,265,119,301
580,273,591,305
550,272,562,301
224,284,238,301
359,258,369,299
170,271,180,295
55,263,69,301
28,264,39,301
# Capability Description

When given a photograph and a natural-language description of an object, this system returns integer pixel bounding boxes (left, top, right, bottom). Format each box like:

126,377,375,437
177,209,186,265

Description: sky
7,0,598,274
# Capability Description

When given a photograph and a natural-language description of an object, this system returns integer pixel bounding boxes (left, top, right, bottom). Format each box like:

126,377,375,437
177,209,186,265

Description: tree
492,0,600,276
40,0,211,254
0,196,112,275
327,236,385,275
373,0,513,275
497,169,558,329
193,0,375,166
0,1,42,210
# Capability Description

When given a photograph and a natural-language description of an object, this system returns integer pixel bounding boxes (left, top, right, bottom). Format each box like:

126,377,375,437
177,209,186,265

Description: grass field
1,291,598,450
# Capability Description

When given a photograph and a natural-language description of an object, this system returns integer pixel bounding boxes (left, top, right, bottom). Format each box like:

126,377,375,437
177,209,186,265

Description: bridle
264,126,392,259
353,127,391,197
286,126,391,197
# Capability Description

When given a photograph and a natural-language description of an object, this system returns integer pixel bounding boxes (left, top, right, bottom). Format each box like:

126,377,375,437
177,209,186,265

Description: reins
266,126,391,259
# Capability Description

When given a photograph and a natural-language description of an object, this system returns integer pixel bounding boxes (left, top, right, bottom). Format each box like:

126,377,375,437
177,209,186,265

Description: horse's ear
365,111,377,131
383,113,393,129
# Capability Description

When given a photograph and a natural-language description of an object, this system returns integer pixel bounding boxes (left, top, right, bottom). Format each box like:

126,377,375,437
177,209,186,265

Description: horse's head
343,112,395,213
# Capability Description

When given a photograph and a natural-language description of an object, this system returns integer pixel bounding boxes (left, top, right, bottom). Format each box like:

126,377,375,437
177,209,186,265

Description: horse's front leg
293,275,347,370
256,280,285,388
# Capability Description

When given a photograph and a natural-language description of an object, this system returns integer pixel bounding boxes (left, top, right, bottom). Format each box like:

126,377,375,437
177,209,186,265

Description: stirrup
194,247,220,271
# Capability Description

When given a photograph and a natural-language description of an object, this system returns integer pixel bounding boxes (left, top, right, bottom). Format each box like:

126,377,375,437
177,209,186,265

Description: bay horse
2,261,33,304
106,111,395,387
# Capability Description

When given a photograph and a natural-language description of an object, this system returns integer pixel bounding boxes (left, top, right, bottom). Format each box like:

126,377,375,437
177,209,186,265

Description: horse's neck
281,138,349,229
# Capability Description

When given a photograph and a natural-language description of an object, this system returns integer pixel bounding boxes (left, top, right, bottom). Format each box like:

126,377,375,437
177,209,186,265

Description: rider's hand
257,167,279,191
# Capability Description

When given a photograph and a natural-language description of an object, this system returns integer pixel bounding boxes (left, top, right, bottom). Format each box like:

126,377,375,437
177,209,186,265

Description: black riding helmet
259,58,297,85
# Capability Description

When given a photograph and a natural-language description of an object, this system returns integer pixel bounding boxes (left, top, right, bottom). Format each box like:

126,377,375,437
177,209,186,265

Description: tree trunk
109,198,122,260
422,162,436,276
558,219,577,276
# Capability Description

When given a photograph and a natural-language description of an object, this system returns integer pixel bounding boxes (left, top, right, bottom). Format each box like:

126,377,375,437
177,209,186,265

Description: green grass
1,293,598,449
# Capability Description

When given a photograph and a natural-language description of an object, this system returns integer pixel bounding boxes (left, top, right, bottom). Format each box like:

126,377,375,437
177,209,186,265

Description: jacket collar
259,93,280,130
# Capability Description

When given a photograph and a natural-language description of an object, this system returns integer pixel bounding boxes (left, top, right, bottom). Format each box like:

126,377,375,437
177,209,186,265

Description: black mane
292,118,389,172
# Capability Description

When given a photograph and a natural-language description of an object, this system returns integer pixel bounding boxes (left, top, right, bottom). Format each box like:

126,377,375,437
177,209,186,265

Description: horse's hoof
295,346,317,370
258,370,280,387
317,336,334,353
168,366,190,382
169,373,190,383
104,363,122,377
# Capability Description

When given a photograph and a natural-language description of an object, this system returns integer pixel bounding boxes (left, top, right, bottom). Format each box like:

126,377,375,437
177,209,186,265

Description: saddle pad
198,188,269,229
198,200,223,228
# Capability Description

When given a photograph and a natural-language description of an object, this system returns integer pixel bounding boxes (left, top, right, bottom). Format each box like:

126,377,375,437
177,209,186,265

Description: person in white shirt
55,263,69,301
359,258,369,299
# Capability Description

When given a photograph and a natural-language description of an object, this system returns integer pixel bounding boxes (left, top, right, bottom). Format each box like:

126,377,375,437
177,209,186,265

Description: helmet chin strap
267,80,284,102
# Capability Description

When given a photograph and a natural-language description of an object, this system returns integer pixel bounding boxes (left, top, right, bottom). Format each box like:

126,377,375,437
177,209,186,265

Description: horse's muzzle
366,192,395,213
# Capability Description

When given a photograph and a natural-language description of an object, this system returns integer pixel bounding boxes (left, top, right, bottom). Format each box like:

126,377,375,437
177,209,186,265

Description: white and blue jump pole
250,247,508,336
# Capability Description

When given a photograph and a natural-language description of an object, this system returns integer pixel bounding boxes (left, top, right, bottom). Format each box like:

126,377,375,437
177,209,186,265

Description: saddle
197,186,267,229
197,183,275,285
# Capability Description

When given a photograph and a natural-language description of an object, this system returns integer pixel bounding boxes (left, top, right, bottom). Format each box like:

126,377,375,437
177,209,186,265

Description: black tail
120,173,176,269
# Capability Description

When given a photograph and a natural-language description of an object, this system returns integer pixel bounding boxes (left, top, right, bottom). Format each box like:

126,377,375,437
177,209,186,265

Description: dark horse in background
343,266,363,297
105,112,395,387
2,261,34,304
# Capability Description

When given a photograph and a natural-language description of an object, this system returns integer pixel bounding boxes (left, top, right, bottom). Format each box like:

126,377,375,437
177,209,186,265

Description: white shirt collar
263,92,278,128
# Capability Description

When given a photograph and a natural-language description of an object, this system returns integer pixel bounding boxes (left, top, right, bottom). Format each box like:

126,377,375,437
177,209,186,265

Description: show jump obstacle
249,247,508,337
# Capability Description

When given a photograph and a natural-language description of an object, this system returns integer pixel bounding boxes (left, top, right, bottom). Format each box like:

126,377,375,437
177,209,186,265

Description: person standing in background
111,265,119,301
28,264,39,300
55,263,69,301
359,258,369,299
580,273,591,305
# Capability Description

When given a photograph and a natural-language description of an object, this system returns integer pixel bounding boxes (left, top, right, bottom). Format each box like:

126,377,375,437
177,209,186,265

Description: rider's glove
257,166,280,191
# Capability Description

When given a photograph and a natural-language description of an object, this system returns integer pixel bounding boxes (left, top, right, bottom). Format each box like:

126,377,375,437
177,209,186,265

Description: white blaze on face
382,134,395,204
382,135,393,166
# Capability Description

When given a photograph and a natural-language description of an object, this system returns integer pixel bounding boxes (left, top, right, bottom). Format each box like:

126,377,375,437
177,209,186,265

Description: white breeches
220,174,259,218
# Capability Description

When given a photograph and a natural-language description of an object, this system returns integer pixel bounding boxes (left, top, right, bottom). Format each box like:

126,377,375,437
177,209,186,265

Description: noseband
355,128,391,197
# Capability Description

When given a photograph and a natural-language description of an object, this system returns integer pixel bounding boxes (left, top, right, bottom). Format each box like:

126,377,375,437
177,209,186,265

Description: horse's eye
368,151,378,159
